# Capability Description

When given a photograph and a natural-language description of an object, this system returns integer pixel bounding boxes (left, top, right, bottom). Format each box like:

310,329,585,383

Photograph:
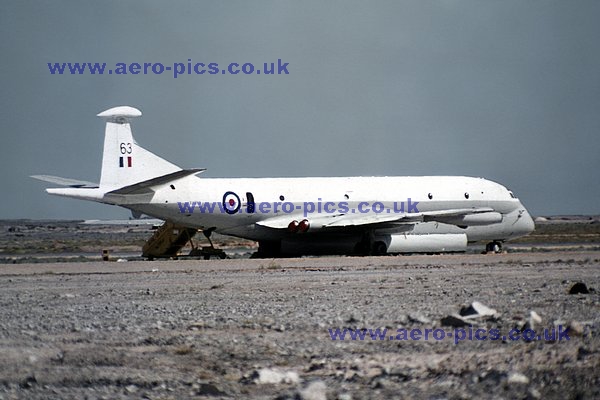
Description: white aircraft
33,106,534,257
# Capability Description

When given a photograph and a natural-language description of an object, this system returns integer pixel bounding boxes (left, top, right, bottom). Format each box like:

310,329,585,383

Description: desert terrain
0,218,598,399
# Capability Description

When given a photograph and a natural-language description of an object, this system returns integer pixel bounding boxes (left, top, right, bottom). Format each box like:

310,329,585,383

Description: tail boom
34,106,203,210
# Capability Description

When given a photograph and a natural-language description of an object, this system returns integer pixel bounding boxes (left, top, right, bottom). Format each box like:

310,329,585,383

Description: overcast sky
1,1,599,219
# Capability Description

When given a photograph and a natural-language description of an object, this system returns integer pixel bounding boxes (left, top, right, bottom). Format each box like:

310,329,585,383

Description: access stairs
142,221,227,260
142,221,197,259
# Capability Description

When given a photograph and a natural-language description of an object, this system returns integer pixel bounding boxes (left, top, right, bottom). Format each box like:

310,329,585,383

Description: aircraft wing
417,207,494,217
256,207,498,230
322,207,497,227
31,175,99,188
256,212,403,230
321,212,411,227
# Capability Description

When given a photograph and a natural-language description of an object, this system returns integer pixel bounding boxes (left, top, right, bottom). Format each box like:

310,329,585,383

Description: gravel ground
0,252,598,399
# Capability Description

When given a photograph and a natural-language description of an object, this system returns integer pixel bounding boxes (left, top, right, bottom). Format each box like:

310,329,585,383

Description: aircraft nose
516,207,535,236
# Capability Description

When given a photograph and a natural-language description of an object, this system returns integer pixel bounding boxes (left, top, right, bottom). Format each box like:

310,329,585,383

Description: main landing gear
189,228,227,260
251,240,282,258
354,231,388,256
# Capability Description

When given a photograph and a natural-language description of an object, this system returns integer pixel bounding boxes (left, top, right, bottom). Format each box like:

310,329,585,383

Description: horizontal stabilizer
106,168,205,195
31,175,99,188
83,218,164,225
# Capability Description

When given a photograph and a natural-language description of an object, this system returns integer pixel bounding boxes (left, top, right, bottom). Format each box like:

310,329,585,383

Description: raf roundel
222,191,241,214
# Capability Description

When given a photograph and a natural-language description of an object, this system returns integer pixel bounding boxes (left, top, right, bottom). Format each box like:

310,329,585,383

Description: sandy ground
0,252,598,399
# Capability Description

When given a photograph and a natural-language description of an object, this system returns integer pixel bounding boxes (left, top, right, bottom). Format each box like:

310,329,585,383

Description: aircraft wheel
353,240,370,256
485,241,503,254
254,240,282,258
372,241,387,256
492,241,502,253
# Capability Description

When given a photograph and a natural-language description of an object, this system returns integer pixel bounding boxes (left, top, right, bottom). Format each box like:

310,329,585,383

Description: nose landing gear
485,241,503,254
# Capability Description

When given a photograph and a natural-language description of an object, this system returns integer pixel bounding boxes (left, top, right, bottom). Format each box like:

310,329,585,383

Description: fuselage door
246,192,255,214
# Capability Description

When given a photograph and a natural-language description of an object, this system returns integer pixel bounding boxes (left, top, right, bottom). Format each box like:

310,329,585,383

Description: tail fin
97,106,180,188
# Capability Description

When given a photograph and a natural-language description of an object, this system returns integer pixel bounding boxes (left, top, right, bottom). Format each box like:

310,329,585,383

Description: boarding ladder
142,221,198,259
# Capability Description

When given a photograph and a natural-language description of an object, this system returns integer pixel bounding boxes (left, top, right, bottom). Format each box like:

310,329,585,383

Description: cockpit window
508,191,516,199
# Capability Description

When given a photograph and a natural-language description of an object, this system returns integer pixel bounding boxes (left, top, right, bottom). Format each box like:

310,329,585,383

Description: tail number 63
120,142,132,154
